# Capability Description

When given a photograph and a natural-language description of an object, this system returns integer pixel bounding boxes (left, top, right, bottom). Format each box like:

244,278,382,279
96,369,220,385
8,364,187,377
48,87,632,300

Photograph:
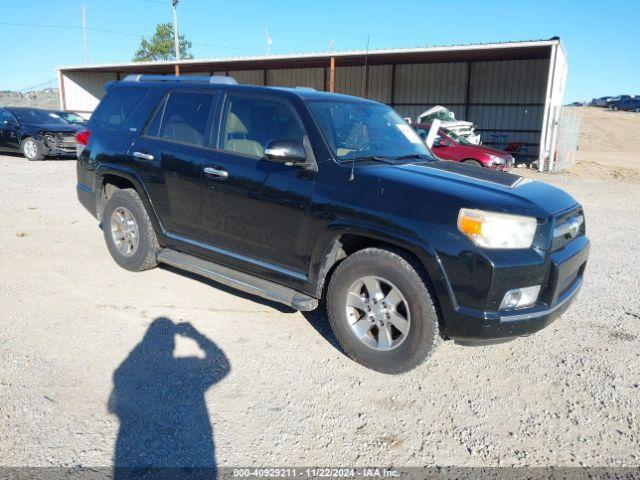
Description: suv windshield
308,100,431,161
11,109,69,125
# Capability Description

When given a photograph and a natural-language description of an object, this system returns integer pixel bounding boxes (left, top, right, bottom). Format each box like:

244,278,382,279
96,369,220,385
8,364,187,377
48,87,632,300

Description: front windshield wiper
345,155,397,164
392,154,435,161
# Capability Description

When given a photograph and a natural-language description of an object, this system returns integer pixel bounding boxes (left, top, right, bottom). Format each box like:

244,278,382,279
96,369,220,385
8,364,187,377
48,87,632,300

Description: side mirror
264,139,306,166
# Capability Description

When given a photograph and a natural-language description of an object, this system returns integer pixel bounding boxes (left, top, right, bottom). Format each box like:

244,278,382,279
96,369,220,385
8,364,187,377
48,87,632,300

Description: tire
102,188,159,272
462,159,483,168
21,137,46,161
612,105,619,111
326,248,440,374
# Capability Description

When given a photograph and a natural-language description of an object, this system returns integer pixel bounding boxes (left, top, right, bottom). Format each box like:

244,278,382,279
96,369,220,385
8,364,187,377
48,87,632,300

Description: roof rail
122,74,237,85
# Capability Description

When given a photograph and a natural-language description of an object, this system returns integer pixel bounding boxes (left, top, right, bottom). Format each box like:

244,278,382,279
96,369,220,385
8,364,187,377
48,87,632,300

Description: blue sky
1,0,638,101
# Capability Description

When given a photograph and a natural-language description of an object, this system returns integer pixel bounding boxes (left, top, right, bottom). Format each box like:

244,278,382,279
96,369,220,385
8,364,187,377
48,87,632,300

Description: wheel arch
96,167,163,239
310,227,454,337
462,158,484,166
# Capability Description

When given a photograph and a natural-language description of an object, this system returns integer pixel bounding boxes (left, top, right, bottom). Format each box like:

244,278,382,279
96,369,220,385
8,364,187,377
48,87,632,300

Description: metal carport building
57,38,567,170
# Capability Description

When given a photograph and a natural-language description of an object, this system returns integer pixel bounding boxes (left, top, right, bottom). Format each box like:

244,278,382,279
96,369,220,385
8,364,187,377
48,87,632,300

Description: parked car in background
607,95,633,108
412,124,514,170
76,75,589,373
591,96,611,107
0,107,81,160
55,110,88,126
416,106,481,144
609,96,640,112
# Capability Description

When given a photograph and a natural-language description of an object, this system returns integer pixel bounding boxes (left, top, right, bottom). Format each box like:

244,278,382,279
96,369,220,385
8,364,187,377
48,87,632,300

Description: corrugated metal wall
390,58,549,159
62,71,118,112
61,56,550,160
227,70,264,85
267,68,324,90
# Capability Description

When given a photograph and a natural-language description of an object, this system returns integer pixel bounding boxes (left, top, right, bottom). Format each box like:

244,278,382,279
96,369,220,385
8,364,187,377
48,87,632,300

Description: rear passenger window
93,86,148,130
158,91,216,147
219,94,305,158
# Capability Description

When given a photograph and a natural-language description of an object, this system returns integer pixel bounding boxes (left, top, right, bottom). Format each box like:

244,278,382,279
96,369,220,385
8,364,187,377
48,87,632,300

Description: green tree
133,23,194,62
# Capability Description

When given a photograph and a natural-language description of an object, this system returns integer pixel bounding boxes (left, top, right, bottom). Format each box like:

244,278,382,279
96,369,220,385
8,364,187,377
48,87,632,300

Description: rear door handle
204,166,229,179
133,151,154,161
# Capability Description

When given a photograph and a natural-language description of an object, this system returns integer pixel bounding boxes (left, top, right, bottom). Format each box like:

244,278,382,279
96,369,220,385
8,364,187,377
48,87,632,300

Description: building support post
329,56,335,93
57,70,67,111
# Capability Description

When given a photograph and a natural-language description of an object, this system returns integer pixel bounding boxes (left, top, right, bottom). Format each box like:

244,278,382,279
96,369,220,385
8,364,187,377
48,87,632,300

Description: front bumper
443,236,589,343
41,132,77,156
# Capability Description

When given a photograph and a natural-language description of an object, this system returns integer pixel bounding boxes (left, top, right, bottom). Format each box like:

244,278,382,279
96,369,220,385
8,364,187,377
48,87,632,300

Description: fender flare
95,164,165,237
308,222,458,316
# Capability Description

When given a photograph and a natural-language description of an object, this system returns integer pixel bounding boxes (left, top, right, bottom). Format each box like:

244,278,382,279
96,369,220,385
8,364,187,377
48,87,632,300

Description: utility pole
172,0,180,75
81,5,88,64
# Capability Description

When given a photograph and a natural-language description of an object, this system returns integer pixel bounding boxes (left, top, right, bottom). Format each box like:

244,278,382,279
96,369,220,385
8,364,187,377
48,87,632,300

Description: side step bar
157,249,318,311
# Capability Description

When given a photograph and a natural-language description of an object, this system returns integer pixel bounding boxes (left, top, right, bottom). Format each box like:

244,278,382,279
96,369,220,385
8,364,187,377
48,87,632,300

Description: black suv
76,75,589,373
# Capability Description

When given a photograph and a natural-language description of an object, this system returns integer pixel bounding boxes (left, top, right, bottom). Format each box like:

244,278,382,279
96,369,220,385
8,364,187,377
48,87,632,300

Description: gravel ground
0,146,639,469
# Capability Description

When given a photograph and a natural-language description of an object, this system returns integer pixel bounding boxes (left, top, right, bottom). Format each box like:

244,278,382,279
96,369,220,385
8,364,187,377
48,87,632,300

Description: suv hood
368,160,578,218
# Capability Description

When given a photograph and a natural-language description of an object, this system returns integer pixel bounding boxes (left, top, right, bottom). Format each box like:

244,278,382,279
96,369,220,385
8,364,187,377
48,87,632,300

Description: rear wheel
21,137,46,161
462,159,483,168
326,248,440,374
102,188,159,271
612,105,619,111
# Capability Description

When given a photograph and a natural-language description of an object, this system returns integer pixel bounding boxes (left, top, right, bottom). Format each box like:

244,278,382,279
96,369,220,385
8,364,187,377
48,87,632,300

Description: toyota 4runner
76,75,589,373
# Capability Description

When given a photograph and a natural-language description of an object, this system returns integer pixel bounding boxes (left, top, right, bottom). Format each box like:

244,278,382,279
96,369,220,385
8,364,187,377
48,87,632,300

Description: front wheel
102,188,159,271
21,137,46,161
326,248,440,374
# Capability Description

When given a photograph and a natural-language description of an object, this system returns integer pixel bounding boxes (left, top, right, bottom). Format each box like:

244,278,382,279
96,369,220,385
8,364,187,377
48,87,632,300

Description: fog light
500,285,541,310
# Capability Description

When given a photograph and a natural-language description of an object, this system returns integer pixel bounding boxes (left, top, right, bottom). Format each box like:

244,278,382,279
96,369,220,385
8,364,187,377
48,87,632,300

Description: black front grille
551,208,585,251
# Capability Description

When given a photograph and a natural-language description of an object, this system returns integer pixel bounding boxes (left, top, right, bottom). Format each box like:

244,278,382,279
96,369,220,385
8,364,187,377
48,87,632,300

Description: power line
0,21,264,52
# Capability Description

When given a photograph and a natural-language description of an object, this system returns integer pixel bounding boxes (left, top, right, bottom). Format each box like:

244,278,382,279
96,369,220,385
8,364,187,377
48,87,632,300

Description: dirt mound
566,107,640,181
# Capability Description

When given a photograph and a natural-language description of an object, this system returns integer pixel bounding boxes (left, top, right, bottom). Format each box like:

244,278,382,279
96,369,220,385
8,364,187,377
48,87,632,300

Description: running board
157,249,318,311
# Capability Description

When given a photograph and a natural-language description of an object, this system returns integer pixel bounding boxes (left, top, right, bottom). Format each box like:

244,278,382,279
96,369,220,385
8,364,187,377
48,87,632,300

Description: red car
412,123,514,170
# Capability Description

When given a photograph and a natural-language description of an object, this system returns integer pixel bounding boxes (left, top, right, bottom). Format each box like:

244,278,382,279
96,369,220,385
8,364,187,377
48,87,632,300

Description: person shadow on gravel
108,317,230,480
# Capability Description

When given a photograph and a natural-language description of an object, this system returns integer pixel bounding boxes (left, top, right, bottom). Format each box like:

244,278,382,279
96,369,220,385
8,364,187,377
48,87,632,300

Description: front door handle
204,166,229,179
132,151,154,161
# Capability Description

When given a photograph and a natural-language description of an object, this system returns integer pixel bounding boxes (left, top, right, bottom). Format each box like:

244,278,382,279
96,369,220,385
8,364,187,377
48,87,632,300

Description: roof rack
122,74,237,85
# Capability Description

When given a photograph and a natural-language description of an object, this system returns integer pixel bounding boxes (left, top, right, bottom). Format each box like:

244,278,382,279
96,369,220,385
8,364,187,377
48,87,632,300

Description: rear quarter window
92,86,149,131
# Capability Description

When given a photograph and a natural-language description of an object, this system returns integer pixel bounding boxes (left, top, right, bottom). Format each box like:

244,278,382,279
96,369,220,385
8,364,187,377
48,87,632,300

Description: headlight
457,208,537,249
488,154,504,164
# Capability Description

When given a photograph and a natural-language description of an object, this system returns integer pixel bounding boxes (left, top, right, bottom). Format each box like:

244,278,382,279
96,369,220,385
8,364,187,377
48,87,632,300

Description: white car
417,106,481,145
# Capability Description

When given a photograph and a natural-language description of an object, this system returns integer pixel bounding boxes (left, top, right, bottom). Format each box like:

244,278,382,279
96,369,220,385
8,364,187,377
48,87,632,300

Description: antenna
265,28,273,55
349,34,371,182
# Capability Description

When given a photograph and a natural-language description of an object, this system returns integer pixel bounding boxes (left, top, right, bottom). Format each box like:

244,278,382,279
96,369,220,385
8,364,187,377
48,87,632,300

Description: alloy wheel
110,207,140,257
345,275,411,351
23,139,38,159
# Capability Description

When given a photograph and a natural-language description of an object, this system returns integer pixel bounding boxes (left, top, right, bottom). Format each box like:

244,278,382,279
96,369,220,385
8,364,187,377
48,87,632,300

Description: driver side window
219,94,305,158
